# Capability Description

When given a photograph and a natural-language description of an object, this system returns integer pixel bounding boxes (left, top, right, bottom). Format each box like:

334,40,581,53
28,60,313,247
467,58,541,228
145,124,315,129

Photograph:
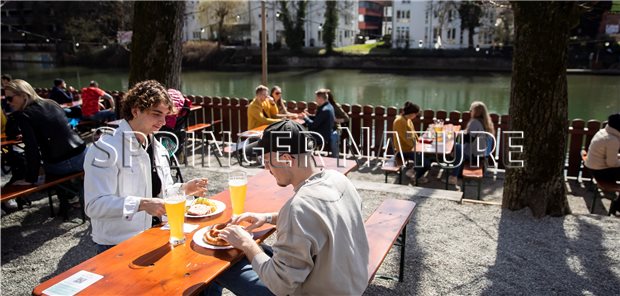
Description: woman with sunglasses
270,86,298,119
4,79,87,216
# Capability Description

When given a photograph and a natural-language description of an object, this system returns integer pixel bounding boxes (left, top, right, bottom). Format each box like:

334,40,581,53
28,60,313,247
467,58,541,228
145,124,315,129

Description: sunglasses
5,96,13,103
274,92,281,95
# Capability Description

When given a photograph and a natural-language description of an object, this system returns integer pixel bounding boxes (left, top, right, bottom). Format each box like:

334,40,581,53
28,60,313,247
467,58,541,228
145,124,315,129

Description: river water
6,66,618,121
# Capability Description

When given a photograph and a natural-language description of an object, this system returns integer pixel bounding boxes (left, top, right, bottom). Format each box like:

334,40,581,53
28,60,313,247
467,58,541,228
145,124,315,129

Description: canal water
5,66,618,121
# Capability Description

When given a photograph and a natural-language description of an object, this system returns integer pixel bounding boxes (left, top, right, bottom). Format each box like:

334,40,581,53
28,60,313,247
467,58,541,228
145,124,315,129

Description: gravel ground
1,154,619,295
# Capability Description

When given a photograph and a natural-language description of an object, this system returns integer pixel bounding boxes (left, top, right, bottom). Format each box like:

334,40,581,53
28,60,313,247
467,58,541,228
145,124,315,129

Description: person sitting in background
585,113,620,216
392,101,432,184
327,89,349,158
81,80,116,123
5,79,87,217
83,80,208,253
2,74,12,112
448,101,494,185
49,78,81,118
299,89,336,157
270,86,298,119
247,85,280,130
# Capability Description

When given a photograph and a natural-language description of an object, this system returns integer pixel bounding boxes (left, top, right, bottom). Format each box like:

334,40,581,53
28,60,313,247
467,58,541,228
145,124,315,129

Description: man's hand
138,198,166,216
219,224,255,249
183,178,209,196
231,212,274,231
266,96,276,104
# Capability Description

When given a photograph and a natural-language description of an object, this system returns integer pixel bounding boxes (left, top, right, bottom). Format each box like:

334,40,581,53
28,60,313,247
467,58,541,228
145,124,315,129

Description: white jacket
586,126,620,170
83,120,180,245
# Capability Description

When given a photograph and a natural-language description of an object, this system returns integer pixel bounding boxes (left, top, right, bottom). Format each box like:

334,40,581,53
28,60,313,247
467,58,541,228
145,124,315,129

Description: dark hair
403,101,420,115
53,78,64,86
89,80,98,87
121,80,173,121
270,86,281,97
608,113,620,131
1,74,11,81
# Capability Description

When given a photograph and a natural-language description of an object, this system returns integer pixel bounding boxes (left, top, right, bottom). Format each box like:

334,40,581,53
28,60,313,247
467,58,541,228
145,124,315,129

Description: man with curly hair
83,80,208,253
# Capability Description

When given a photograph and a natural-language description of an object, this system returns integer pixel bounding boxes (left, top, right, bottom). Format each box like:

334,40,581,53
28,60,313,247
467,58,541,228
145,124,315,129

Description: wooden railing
35,88,603,177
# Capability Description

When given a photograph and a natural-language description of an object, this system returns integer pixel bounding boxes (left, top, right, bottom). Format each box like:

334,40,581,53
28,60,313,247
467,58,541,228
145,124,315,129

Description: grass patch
318,41,387,55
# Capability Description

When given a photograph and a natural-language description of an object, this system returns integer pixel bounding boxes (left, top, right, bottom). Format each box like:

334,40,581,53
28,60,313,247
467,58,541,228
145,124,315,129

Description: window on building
451,28,456,40
193,32,201,39
406,11,410,19
318,30,322,41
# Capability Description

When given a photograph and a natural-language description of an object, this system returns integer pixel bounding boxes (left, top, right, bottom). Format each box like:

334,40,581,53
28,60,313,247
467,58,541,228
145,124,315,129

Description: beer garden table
32,157,357,295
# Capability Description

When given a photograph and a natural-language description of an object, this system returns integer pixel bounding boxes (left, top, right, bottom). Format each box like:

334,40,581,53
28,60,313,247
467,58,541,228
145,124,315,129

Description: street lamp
319,23,323,30
200,28,205,33
604,42,610,47
475,45,480,52
75,42,80,47
45,38,50,43
418,40,423,48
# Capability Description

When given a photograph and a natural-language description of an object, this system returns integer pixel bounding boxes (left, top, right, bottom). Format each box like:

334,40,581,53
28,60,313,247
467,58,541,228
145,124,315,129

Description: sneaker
448,175,458,185
417,177,429,185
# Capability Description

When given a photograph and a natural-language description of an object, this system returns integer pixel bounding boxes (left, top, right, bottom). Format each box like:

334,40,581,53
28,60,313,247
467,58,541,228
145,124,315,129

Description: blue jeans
329,131,339,158
85,110,116,123
399,152,433,179
44,147,87,176
96,244,115,254
203,245,275,296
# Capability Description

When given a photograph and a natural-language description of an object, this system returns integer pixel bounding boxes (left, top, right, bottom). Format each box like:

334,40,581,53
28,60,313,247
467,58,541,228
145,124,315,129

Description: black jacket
13,99,85,182
49,86,73,104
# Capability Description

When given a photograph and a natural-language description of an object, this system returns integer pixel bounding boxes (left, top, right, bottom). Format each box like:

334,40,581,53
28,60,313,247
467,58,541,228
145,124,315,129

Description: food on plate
203,223,230,246
186,198,218,216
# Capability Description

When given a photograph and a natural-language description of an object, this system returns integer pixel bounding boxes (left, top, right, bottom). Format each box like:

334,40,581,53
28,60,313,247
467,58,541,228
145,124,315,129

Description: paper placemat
42,270,103,296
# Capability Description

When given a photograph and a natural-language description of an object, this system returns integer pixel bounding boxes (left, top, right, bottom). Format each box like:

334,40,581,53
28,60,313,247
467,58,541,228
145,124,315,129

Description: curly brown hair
121,80,173,121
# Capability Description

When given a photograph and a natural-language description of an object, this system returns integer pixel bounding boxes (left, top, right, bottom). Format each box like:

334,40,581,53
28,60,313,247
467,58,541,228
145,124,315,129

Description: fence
35,88,602,177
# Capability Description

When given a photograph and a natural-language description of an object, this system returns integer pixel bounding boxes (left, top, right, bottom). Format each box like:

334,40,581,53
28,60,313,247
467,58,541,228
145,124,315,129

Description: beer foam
228,179,247,186
165,196,185,204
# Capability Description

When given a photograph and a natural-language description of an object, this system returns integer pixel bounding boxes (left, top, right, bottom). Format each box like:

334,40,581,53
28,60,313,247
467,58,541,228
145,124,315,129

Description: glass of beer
229,171,248,217
434,120,444,142
163,188,187,246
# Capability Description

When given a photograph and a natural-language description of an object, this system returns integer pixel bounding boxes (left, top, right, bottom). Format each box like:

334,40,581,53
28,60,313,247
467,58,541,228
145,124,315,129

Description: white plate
185,199,226,218
192,225,253,250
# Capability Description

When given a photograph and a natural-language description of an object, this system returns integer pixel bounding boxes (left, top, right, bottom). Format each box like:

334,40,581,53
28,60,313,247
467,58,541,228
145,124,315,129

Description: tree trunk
129,1,184,89
467,26,474,49
502,2,580,217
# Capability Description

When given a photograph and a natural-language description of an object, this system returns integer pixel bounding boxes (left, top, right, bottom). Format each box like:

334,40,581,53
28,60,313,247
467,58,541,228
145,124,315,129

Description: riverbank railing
35,88,602,177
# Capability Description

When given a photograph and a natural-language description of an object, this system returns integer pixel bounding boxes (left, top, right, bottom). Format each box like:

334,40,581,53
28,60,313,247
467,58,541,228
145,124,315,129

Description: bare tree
199,0,241,49
502,1,585,217
129,1,184,89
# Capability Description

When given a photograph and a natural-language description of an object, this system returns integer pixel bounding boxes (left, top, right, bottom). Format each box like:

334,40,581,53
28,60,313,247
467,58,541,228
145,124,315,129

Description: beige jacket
252,170,369,295
586,126,620,170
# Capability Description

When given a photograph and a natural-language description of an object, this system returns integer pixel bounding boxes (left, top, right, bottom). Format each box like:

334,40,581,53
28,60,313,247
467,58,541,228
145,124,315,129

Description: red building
358,0,385,39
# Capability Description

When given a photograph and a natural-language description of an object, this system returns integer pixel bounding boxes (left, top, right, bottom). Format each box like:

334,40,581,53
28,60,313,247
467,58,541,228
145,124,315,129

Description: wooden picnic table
32,157,357,296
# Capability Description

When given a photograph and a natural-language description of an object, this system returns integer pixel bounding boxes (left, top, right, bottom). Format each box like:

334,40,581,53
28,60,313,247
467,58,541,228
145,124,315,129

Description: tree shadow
481,209,619,295
566,179,611,215
39,227,96,283
0,197,84,265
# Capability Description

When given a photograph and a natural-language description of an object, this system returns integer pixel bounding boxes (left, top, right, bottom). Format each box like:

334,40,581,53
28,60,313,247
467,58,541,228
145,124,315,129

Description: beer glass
163,187,187,246
229,171,248,216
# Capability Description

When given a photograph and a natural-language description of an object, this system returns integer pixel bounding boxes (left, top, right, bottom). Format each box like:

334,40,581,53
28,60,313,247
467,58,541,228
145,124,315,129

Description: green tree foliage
322,1,338,54
457,1,483,48
278,0,307,53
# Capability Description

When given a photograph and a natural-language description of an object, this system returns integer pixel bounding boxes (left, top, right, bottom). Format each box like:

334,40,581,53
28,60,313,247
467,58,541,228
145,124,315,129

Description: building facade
358,0,385,39
391,0,510,49
183,0,358,48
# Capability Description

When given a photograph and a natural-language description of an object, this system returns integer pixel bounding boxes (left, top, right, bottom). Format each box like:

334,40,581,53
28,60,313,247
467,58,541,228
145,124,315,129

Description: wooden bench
462,161,484,200
0,171,85,221
366,199,417,283
380,157,406,184
581,150,620,215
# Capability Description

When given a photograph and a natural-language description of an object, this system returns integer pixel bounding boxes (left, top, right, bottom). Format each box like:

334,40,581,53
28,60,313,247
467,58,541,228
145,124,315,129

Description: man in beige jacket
208,120,369,296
